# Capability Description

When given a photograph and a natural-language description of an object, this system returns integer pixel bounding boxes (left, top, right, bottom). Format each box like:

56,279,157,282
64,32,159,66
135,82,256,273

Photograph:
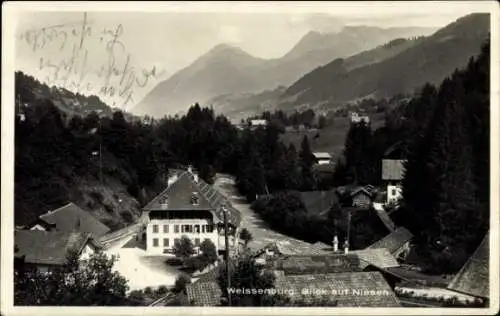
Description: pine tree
299,136,316,191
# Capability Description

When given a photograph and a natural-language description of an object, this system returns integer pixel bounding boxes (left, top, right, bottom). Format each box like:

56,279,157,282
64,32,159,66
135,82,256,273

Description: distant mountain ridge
133,25,436,117
279,13,490,110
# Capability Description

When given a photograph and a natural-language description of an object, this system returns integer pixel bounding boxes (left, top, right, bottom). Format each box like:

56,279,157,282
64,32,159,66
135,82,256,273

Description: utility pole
222,204,231,306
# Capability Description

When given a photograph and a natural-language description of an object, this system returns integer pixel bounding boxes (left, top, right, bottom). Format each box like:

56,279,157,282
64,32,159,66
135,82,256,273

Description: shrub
156,285,168,295
144,286,152,296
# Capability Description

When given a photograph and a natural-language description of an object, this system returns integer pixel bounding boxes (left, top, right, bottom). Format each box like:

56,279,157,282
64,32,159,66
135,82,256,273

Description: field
279,114,386,160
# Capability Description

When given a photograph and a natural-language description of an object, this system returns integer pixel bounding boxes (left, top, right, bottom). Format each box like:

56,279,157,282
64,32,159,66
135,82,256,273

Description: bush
144,286,153,296
128,290,144,301
156,285,168,296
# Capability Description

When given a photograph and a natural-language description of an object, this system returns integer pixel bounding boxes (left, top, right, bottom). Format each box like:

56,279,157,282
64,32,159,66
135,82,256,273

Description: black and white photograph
1,1,498,314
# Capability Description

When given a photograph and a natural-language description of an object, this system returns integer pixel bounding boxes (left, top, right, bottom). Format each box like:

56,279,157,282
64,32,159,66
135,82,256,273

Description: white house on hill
312,152,332,165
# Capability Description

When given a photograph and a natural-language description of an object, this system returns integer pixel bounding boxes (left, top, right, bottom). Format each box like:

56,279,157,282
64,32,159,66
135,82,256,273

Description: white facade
30,224,46,231
79,243,96,261
387,184,403,204
146,218,219,255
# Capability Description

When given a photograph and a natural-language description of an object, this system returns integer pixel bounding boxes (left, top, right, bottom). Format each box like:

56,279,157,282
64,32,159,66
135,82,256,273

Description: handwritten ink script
18,12,160,107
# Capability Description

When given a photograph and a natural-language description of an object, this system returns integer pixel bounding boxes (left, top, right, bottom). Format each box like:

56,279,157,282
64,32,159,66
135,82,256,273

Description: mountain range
280,13,490,110
133,25,437,117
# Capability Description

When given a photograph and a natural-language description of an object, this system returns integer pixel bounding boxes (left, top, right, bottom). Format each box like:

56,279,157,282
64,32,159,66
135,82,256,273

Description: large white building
143,167,241,255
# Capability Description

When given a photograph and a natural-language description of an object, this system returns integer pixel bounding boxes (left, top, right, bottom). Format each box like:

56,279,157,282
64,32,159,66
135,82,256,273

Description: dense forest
15,74,319,225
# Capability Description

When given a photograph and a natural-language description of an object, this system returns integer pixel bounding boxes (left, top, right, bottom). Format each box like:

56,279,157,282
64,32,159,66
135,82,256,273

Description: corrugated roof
39,202,110,237
367,227,413,255
382,159,405,181
447,232,489,299
14,230,90,265
143,171,241,227
274,271,401,307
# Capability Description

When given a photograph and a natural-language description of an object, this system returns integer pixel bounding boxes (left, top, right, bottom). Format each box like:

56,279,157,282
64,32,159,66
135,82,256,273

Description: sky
12,2,487,110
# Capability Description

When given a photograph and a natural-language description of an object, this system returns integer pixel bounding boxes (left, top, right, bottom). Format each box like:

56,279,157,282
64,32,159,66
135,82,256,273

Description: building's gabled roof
274,271,401,307
14,230,92,265
38,202,110,237
447,232,489,299
382,159,406,181
349,248,400,270
312,152,332,159
299,189,339,216
367,227,414,255
143,171,241,227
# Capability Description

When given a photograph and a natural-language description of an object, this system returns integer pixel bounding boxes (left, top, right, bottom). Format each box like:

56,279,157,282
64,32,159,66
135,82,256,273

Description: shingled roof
382,159,405,181
274,271,401,307
39,202,110,237
367,227,413,255
186,280,223,306
14,230,92,265
447,232,489,299
276,253,362,275
143,171,241,227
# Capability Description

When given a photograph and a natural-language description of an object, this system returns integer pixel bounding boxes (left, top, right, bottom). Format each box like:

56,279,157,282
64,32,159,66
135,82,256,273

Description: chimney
343,240,349,254
333,235,339,252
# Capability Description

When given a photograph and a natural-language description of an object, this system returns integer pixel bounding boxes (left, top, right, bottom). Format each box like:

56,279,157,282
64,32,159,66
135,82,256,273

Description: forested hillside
333,39,490,273
15,74,320,227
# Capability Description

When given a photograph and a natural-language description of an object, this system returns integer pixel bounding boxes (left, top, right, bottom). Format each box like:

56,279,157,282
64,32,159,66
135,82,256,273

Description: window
194,225,200,233
153,238,159,247
206,224,214,233
152,225,159,233
202,225,206,233
183,225,191,233
163,238,169,247
174,238,180,245
391,188,397,196
174,225,179,233
163,225,169,233
195,238,200,246
191,192,200,206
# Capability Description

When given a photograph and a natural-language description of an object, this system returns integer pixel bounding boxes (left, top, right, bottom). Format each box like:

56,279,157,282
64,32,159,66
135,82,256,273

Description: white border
2,1,499,315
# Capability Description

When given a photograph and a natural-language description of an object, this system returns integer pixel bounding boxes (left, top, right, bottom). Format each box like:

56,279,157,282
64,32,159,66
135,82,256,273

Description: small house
382,141,407,205
350,112,370,125
14,230,101,274
312,152,332,165
336,185,374,210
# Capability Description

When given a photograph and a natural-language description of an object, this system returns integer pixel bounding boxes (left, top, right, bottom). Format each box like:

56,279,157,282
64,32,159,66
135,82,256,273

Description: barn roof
447,232,489,299
38,202,110,237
